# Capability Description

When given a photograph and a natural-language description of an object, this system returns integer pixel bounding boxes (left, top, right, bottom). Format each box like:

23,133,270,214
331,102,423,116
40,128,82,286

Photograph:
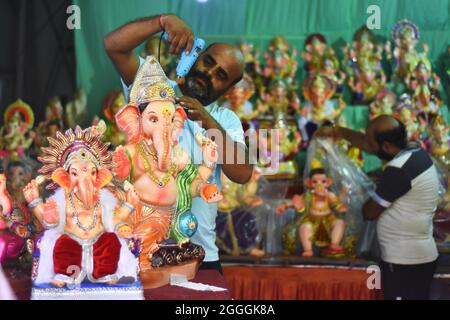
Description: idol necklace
69,192,99,232
136,141,177,188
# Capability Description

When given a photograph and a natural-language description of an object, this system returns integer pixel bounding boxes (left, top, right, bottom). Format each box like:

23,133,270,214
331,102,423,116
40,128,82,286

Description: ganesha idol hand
336,204,348,214
23,180,40,204
113,146,131,180
200,183,223,203
125,185,140,209
117,225,133,239
14,225,30,238
196,133,219,166
43,199,59,225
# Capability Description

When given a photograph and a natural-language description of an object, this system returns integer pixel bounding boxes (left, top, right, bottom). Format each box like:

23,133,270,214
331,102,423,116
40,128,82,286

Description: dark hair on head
374,119,408,149
0,167,4,174
309,168,326,178
138,102,148,113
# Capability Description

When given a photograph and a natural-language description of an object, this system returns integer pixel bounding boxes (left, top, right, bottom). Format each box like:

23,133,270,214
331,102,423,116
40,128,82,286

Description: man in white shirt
104,14,253,274
316,115,440,300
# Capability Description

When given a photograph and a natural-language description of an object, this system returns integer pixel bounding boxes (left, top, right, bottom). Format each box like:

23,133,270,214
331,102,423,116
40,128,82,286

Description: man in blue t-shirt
104,14,254,274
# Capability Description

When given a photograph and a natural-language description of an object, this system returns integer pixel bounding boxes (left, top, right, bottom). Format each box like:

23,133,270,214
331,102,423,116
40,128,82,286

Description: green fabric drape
74,0,450,116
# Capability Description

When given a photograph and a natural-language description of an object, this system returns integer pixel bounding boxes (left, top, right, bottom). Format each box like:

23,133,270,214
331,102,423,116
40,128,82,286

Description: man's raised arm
103,14,194,85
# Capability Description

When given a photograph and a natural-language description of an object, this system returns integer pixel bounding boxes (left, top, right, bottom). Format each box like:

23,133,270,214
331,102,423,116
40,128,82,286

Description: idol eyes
149,115,158,123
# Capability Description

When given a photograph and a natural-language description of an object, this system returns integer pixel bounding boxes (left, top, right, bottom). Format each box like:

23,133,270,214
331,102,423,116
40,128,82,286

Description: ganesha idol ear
51,168,72,192
174,107,187,124
94,168,113,189
303,178,312,189
326,177,333,187
115,104,141,143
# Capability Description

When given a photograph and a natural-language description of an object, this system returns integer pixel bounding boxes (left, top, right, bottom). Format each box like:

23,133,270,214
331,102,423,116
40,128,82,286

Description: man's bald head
183,42,245,105
204,43,245,84
367,115,408,160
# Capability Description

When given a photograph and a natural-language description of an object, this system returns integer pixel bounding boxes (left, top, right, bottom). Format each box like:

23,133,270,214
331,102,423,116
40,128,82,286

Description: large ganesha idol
113,56,222,280
22,126,142,299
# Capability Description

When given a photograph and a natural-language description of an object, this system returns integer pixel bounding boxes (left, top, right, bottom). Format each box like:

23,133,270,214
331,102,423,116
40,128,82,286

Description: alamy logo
366,265,381,289
66,5,81,30
366,5,381,30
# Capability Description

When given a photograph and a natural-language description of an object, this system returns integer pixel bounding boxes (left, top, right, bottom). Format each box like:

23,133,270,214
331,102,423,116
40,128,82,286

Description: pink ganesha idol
0,167,30,264
113,55,223,273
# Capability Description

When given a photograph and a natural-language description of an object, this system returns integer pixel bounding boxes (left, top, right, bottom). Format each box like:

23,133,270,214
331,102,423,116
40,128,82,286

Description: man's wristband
159,14,166,31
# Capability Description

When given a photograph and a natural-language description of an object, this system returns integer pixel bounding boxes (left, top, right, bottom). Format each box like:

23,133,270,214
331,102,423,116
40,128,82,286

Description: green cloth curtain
74,0,450,116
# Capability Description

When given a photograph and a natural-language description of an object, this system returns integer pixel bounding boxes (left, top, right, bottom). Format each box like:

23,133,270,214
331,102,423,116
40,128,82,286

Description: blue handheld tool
163,32,205,79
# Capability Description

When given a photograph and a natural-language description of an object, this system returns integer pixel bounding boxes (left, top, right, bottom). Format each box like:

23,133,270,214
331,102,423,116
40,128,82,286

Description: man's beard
377,149,394,161
185,70,216,105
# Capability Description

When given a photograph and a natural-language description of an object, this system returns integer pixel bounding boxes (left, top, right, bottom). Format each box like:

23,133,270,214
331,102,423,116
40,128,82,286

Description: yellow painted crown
311,157,324,170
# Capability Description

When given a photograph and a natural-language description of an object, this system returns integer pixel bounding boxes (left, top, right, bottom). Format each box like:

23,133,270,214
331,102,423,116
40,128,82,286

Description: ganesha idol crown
128,55,176,105
38,126,113,190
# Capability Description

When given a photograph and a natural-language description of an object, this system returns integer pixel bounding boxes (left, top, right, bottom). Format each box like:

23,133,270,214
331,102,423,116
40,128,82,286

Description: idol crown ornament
129,55,176,105
38,126,112,190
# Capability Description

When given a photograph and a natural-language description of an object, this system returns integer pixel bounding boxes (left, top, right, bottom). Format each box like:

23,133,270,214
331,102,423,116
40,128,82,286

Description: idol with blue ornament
113,56,223,287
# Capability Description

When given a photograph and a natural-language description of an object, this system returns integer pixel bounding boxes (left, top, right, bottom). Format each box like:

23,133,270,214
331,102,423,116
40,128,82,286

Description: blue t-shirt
121,57,245,261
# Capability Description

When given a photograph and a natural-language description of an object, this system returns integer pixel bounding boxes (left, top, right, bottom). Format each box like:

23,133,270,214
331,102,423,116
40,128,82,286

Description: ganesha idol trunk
138,241,205,289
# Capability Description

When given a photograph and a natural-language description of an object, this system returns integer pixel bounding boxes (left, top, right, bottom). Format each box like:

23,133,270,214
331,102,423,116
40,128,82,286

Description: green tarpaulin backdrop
74,0,450,116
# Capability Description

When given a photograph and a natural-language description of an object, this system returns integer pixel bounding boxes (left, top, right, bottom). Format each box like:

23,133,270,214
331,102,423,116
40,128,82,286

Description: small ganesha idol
297,74,345,145
406,58,442,117
0,99,35,161
262,35,298,89
386,19,429,82
369,88,396,120
277,158,347,258
429,115,450,168
113,56,223,284
344,26,386,104
302,33,331,75
23,126,142,299
0,167,30,265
